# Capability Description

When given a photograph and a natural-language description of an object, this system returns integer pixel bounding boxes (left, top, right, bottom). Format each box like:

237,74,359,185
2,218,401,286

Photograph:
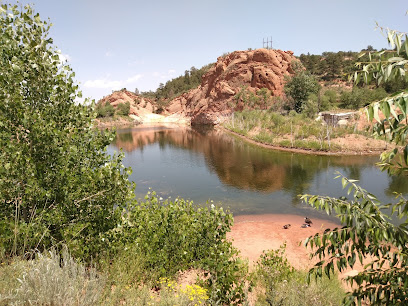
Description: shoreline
98,119,388,156
228,213,341,269
229,213,361,284
219,126,386,156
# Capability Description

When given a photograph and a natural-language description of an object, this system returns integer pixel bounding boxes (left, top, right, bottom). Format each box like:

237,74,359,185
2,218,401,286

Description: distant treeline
299,51,359,81
299,47,407,92
139,48,407,105
141,63,214,102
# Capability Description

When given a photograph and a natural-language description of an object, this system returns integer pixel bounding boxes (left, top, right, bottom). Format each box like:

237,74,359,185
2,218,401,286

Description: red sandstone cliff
97,48,297,125
166,48,296,124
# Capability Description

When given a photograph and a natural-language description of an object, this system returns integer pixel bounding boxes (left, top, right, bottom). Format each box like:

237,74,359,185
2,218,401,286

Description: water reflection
109,125,407,218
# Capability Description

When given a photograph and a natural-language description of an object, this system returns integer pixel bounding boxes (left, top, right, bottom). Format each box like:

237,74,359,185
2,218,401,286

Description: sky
3,0,407,101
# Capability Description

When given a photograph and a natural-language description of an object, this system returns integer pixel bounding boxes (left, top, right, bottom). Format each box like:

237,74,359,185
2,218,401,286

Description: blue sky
4,0,407,101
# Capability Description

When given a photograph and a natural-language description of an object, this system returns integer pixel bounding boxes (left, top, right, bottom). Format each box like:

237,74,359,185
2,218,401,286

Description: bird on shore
301,224,311,228
282,224,291,229
304,217,313,225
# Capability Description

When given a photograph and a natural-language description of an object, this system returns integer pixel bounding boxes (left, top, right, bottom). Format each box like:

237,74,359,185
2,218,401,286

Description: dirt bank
221,127,390,156
228,213,364,285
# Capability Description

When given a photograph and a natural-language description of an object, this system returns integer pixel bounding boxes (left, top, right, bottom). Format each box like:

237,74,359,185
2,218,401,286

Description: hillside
97,48,297,125
167,48,296,124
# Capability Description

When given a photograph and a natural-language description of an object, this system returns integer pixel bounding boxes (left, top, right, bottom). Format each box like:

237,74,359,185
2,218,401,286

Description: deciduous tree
302,24,408,305
0,4,135,260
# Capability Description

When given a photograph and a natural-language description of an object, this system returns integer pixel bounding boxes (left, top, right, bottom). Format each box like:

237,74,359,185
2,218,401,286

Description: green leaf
12,64,21,72
404,145,408,166
342,177,348,189
373,103,381,123
381,101,390,119
405,38,408,58
367,105,374,121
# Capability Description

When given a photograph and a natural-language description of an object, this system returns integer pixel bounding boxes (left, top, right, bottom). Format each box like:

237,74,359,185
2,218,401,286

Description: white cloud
84,74,143,90
128,59,145,66
105,51,114,57
152,69,177,79
84,79,122,89
126,74,143,83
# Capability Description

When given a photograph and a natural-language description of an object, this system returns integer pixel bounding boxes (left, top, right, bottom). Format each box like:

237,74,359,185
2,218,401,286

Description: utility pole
263,37,273,49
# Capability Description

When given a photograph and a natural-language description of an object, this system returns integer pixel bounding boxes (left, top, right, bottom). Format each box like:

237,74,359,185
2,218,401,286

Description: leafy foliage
95,101,115,117
253,245,344,305
116,101,131,116
339,87,387,109
299,51,358,81
284,62,321,113
302,24,408,305
111,191,249,304
0,4,135,260
234,86,276,109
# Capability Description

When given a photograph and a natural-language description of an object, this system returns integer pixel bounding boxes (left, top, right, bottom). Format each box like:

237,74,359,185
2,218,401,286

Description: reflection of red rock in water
114,126,287,193
113,127,389,194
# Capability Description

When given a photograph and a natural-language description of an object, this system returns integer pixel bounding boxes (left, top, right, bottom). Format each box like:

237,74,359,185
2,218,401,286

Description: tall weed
1,247,104,305
253,245,344,305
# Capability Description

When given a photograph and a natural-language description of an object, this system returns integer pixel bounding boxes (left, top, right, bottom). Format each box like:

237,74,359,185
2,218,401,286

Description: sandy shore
228,214,340,269
228,214,362,285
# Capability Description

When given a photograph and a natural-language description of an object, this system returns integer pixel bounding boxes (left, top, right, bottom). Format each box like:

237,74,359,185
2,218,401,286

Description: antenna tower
263,37,273,49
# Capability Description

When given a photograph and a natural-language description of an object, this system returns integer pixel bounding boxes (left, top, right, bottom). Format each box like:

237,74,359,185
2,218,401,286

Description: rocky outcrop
98,90,155,117
166,48,296,125
98,49,296,126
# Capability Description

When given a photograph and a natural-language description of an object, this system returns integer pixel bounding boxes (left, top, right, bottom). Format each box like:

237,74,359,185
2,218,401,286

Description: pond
107,125,408,221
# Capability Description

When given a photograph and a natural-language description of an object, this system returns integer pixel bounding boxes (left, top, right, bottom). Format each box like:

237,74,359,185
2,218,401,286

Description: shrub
284,62,321,113
96,101,115,117
302,93,319,118
116,101,130,116
253,245,344,305
2,247,104,305
108,191,249,304
340,87,387,109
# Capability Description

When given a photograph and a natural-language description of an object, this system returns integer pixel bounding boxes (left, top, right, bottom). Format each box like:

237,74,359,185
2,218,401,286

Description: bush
96,101,115,117
116,101,130,116
1,247,104,305
108,191,249,304
253,245,344,305
302,93,319,118
340,87,387,109
284,62,321,113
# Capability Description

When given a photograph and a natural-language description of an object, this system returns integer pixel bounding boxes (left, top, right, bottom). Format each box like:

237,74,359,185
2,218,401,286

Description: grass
255,270,345,306
252,246,345,306
0,247,104,306
0,197,345,305
224,109,369,152
0,245,346,306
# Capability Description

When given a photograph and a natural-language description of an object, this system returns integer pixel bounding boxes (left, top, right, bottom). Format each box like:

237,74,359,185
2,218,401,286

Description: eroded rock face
98,49,296,125
167,48,296,125
98,90,156,117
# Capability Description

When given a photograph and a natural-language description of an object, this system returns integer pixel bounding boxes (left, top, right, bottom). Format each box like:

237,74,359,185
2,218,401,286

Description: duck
304,217,313,225
301,223,311,228
282,224,291,229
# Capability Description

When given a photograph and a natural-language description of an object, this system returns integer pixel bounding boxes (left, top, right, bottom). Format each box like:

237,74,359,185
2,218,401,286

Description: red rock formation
167,48,296,125
98,49,296,125
98,90,156,117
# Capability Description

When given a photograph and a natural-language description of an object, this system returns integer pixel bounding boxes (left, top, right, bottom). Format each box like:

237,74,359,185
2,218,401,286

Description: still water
107,125,408,221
